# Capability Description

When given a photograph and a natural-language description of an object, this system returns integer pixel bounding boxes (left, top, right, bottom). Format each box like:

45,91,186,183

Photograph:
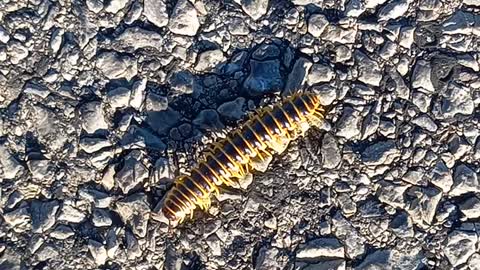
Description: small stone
218,97,246,120
205,234,222,256
244,59,283,96
345,0,366,17
378,0,409,21
308,63,335,85
144,0,168,28
130,78,147,109
96,51,137,81
444,230,477,267
284,57,312,95
50,225,75,240
145,93,168,111
321,133,341,169
311,84,337,106
297,238,344,260
336,107,362,140
114,27,164,52
168,0,200,36
146,108,181,135
365,0,387,9
440,83,474,118
58,204,86,223
36,244,59,262
362,140,399,166
468,254,480,270
115,150,149,194
49,28,63,54
405,186,442,228
0,26,10,43
168,71,198,95
3,206,30,229
31,200,60,233
308,14,329,37
428,160,453,192
411,60,435,93
376,180,408,208
79,137,112,154
104,0,128,13
88,240,108,266
23,81,49,98
79,101,109,133
389,211,414,238
448,135,470,160
411,114,437,132
193,109,225,130
27,159,52,180
412,91,431,112
125,231,142,259
459,196,480,219
92,209,113,227
79,188,113,208
8,41,29,64
194,49,225,72
86,0,103,13
354,51,382,86
116,193,150,238
106,228,119,258
234,0,268,20
450,164,480,197
0,144,24,179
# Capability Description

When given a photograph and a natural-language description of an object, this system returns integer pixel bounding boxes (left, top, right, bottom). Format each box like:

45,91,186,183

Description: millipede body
161,92,326,224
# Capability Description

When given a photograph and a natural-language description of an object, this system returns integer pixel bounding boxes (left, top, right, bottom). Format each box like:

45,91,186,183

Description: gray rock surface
1,1,479,269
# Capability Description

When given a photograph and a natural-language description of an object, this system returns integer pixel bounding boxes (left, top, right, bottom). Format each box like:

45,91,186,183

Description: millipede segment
161,92,326,224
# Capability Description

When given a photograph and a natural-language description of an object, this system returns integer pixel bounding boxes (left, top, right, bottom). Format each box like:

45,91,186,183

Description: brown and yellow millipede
161,92,326,224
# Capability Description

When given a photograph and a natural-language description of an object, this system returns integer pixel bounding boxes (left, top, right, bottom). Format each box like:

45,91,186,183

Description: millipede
161,92,327,225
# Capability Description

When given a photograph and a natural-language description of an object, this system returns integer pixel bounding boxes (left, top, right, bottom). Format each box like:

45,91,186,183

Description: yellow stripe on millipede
226,137,249,162
288,100,306,121
175,187,197,208
192,168,218,193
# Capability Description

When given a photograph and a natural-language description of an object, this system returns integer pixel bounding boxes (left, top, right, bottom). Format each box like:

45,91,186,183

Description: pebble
58,204,86,223
450,164,480,197
143,0,169,28
88,240,108,266
218,97,246,120
79,101,109,133
362,140,399,166
296,238,344,260
378,0,409,21
444,230,477,267
168,0,200,36
234,0,269,20
440,83,474,118
405,186,442,228
92,208,113,227
354,51,382,86
31,200,60,233
79,137,112,154
50,225,75,240
114,27,164,52
3,206,31,229
411,60,435,93
145,92,168,111
336,107,362,140
95,51,137,81
307,63,335,85
79,188,113,208
115,193,150,238
284,57,312,95
23,81,50,98
115,150,149,194
307,14,329,37
459,196,480,219
321,133,341,169
130,78,147,109
311,84,337,106
104,0,128,13
411,114,438,132
193,109,225,130
0,143,24,179
194,49,225,72
244,59,283,96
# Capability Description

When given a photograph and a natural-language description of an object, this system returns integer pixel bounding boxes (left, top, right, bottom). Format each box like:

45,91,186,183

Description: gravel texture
0,0,480,269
